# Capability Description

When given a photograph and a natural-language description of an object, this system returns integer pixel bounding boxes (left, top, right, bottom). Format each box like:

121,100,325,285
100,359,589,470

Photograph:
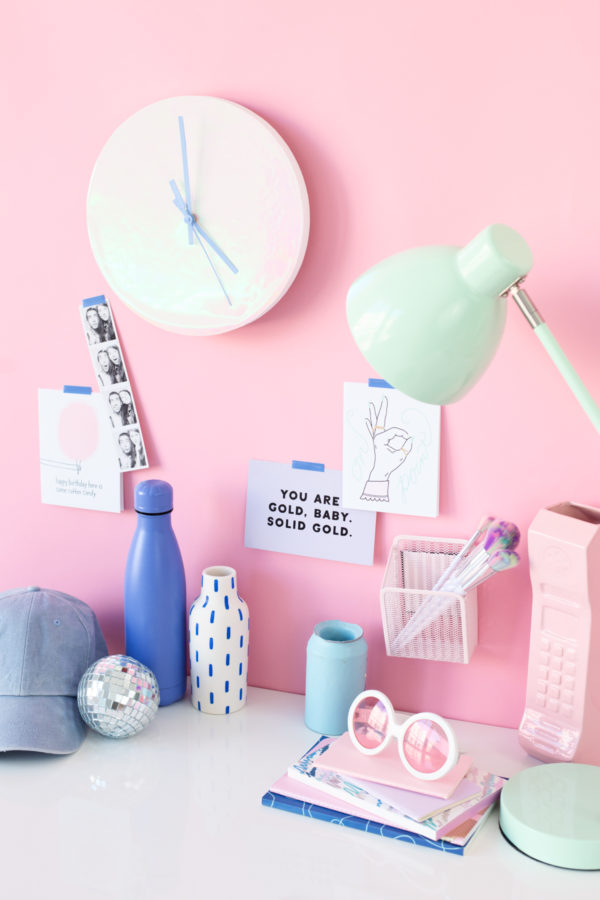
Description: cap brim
0,695,87,754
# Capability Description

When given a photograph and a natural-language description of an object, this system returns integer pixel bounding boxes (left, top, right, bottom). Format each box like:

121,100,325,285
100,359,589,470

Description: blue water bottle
124,479,186,706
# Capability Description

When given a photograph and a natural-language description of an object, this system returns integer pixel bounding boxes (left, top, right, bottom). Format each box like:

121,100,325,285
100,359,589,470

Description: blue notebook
261,789,477,855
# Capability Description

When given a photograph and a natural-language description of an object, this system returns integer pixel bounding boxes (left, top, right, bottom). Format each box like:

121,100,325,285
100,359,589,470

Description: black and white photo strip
83,299,117,345
115,425,148,470
106,388,147,469
107,387,138,428
95,341,127,388
81,296,149,472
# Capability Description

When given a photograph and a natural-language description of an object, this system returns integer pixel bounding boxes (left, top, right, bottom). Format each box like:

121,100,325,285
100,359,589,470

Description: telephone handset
518,502,600,766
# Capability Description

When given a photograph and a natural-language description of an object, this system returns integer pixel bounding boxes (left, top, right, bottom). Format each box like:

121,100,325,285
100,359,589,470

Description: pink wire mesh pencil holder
380,536,479,664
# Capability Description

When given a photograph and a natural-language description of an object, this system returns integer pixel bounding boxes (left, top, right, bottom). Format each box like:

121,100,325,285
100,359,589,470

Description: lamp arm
509,284,600,434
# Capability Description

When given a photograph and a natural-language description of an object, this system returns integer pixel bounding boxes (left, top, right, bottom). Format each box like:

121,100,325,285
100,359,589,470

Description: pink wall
3,1,600,726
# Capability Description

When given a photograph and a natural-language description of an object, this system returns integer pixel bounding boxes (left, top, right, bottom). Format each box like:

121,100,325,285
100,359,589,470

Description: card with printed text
244,460,376,565
38,388,123,513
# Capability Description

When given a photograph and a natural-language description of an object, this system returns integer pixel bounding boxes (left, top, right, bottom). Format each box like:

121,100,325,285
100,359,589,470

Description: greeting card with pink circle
39,388,122,513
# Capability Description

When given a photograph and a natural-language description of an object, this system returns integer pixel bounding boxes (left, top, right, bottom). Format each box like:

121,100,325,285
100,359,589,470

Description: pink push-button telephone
519,502,600,765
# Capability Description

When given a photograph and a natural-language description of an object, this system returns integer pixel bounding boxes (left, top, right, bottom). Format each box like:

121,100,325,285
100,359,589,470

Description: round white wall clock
87,96,310,335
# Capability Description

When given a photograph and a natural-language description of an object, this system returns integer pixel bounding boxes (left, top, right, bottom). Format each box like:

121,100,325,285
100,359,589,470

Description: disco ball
77,655,160,739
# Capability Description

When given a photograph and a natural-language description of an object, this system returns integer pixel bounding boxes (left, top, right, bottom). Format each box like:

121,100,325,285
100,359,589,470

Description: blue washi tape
368,378,394,389
63,385,92,394
82,295,106,307
292,460,325,472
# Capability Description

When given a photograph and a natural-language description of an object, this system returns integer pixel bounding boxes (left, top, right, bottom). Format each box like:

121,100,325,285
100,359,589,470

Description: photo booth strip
80,295,149,472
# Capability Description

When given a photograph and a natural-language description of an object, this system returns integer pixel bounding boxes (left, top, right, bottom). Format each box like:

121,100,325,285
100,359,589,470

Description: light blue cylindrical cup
305,620,368,735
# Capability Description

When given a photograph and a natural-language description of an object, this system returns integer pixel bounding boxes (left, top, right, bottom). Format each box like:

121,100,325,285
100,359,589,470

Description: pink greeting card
315,731,472,799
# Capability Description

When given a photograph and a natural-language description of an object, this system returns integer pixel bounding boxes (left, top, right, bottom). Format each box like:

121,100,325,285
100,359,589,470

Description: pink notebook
269,773,497,846
271,774,394,827
314,732,472,799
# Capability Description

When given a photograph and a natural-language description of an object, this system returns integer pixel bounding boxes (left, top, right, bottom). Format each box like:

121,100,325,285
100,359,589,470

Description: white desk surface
0,686,598,899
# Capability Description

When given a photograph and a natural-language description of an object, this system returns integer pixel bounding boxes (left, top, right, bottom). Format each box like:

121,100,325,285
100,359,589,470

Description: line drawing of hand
361,395,413,501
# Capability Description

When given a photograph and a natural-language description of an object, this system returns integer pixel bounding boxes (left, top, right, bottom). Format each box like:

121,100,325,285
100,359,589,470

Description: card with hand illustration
342,382,440,517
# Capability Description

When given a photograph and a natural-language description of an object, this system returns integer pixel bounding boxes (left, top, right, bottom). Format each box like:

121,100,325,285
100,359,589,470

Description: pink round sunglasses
347,690,458,781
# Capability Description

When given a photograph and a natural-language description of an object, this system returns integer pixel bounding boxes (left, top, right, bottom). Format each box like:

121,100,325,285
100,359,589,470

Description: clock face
87,96,310,335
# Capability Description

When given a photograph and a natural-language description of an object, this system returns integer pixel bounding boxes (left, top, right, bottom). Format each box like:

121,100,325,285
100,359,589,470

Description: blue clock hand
169,180,238,275
178,116,194,245
170,180,233,306
194,230,233,308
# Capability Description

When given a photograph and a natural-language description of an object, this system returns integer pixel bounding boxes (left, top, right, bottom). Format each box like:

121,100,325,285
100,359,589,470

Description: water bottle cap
134,479,173,514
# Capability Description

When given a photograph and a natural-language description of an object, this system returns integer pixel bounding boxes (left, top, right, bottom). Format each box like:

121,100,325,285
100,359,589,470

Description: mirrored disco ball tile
77,655,160,738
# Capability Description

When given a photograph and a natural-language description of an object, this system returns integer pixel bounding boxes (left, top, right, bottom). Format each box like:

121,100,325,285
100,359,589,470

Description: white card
342,382,440,517
39,388,123,513
244,460,376,565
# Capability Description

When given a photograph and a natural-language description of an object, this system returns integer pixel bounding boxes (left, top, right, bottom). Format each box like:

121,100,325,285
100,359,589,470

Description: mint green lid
499,763,600,870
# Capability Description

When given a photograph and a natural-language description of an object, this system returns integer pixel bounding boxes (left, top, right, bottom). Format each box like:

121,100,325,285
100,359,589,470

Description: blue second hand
169,179,234,307
193,227,233,307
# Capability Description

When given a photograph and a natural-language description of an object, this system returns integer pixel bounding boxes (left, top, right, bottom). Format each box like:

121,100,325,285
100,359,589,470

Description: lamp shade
346,224,534,405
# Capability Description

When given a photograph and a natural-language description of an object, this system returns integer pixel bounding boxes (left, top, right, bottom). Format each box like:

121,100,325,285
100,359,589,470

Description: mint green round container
499,763,600,869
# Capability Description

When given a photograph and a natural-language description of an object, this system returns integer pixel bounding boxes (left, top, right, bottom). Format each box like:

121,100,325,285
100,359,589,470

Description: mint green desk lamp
348,225,600,869
347,224,600,433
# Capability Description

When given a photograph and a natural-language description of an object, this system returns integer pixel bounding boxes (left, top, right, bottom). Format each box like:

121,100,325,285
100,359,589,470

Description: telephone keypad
536,634,577,716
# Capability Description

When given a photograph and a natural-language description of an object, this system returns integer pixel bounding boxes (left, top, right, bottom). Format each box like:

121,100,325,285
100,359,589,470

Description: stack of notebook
262,733,506,855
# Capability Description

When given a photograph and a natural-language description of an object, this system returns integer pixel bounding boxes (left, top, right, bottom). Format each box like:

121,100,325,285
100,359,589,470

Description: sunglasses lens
350,695,389,750
401,718,451,775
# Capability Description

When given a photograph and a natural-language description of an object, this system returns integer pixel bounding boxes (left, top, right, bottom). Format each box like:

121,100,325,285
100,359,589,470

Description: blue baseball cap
0,587,108,754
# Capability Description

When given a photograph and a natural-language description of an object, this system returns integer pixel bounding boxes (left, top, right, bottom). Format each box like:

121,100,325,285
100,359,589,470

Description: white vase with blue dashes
189,566,249,714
